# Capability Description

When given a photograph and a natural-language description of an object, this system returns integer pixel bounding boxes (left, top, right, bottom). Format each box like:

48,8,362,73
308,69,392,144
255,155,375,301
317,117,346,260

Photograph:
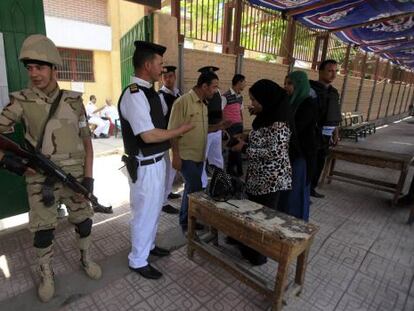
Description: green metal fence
0,0,46,219
120,15,153,90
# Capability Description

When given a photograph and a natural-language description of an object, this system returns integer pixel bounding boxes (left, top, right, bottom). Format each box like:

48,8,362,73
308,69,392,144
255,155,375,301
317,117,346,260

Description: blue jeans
180,160,203,226
279,157,310,222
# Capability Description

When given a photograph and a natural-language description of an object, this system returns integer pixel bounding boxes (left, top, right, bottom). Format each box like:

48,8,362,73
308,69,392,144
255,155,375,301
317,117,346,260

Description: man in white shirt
101,98,120,136
101,98,119,122
117,41,193,280
86,95,110,138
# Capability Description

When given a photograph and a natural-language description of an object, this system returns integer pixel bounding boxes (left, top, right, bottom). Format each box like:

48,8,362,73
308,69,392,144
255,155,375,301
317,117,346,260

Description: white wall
0,33,9,111
45,16,112,51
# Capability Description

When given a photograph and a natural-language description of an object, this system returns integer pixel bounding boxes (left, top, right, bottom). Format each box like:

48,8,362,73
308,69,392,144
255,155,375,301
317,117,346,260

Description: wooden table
320,144,414,223
187,192,319,311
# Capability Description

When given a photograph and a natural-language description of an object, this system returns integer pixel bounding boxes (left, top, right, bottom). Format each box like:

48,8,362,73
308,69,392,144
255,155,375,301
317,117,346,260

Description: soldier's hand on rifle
82,177,94,193
0,153,33,176
24,167,37,176
73,177,94,203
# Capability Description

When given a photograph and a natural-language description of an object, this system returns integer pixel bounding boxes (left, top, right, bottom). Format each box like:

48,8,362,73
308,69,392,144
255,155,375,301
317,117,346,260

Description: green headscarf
288,71,310,109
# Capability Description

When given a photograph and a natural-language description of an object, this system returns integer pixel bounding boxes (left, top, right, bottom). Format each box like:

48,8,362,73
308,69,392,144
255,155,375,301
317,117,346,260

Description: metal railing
240,1,286,55
326,35,349,66
293,23,318,62
180,0,229,44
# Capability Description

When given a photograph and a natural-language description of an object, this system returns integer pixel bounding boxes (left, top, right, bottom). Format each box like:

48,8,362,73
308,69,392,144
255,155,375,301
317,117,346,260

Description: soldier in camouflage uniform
0,34,101,302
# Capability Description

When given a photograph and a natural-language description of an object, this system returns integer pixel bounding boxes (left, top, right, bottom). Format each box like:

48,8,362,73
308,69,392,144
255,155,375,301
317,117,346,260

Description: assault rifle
0,134,113,214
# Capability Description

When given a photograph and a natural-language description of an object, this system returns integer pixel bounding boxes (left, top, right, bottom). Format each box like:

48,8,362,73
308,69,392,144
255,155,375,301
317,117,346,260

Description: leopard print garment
246,122,292,195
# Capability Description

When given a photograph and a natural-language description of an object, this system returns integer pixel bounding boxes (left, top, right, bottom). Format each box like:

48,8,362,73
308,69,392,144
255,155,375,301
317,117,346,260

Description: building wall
59,51,113,105
183,49,236,93
43,0,108,25
369,80,385,120
379,83,392,118
119,1,146,36
358,79,374,118
341,76,360,113
44,0,146,108
388,83,399,116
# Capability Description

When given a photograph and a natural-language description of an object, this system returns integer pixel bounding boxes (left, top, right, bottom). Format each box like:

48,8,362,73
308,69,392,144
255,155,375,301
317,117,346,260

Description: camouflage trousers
26,164,93,232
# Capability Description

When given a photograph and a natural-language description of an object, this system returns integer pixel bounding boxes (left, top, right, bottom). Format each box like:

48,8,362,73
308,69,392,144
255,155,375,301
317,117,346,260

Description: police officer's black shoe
99,134,109,139
129,264,162,279
150,246,170,257
162,204,179,214
167,192,181,199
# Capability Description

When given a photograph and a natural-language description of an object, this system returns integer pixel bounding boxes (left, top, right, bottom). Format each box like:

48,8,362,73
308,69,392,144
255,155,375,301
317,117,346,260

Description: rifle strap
36,90,64,151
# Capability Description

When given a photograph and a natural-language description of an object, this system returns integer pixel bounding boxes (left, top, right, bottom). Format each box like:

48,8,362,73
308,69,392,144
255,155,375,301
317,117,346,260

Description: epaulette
129,83,140,94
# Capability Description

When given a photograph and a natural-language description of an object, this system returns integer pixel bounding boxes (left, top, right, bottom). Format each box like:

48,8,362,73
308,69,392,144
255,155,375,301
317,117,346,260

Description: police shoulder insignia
129,83,140,94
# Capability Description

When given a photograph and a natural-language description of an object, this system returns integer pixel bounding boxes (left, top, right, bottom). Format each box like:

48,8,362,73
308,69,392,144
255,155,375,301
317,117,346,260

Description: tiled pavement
0,120,414,310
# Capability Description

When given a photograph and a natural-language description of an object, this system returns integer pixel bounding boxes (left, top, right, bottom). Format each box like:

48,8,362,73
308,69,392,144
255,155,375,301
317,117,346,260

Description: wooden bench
339,113,367,142
187,192,319,311
320,145,414,223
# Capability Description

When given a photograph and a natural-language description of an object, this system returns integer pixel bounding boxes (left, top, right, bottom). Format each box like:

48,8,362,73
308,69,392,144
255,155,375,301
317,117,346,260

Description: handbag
207,165,246,201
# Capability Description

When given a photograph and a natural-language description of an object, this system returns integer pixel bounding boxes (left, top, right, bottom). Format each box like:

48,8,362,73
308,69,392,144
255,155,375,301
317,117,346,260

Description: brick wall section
388,83,399,116
379,83,392,118
341,76,360,113
43,0,108,25
399,84,409,113
404,85,414,112
182,49,410,128
183,49,236,93
370,80,385,120
358,80,374,119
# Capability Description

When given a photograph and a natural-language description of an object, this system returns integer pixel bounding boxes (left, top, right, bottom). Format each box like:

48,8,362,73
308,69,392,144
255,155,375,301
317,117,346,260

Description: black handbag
207,165,246,201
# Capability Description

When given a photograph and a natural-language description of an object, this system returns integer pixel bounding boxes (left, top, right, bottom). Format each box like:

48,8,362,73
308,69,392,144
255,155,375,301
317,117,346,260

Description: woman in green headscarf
279,71,318,221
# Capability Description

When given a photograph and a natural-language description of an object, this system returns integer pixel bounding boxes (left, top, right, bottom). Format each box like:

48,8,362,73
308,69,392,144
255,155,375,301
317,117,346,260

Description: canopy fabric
248,0,320,10
248,0,414,69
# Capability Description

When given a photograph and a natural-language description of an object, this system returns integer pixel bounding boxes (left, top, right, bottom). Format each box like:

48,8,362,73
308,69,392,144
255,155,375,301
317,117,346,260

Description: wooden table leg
295,246,310,289
272,259,289,311
393,166,408,206
187,215,196,259
211,227,219,246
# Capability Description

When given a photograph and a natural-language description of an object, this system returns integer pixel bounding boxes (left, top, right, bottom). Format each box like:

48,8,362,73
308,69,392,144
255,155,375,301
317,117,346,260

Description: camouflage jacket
0,86,91,166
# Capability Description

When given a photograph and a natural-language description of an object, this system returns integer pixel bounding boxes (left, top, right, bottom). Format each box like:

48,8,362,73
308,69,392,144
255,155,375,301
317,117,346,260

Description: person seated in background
101,98,120,136
231,79,292,265
222,74,246,177
86,95,110,138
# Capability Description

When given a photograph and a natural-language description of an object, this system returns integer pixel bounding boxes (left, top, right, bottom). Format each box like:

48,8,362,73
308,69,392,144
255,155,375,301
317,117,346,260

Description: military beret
134,41,166,56
162,65,177,73
198,66,219,73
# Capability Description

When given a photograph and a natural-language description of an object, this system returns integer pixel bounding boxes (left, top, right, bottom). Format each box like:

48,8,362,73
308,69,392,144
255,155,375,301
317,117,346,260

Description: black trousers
311,136,330,190
226,123,243,175
237,192,280,266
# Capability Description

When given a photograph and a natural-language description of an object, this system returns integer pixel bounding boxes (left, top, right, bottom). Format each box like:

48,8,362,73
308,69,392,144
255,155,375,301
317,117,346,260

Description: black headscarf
249,79,289,130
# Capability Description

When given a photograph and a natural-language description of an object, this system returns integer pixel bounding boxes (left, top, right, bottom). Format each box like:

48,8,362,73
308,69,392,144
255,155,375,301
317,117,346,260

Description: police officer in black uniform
159,65,182,214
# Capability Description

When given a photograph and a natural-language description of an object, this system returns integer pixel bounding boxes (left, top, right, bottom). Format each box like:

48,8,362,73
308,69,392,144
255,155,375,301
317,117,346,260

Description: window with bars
57,48,94,82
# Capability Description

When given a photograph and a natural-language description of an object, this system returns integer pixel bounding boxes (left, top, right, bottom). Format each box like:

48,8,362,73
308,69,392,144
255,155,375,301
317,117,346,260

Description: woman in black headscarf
232,79,292,265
